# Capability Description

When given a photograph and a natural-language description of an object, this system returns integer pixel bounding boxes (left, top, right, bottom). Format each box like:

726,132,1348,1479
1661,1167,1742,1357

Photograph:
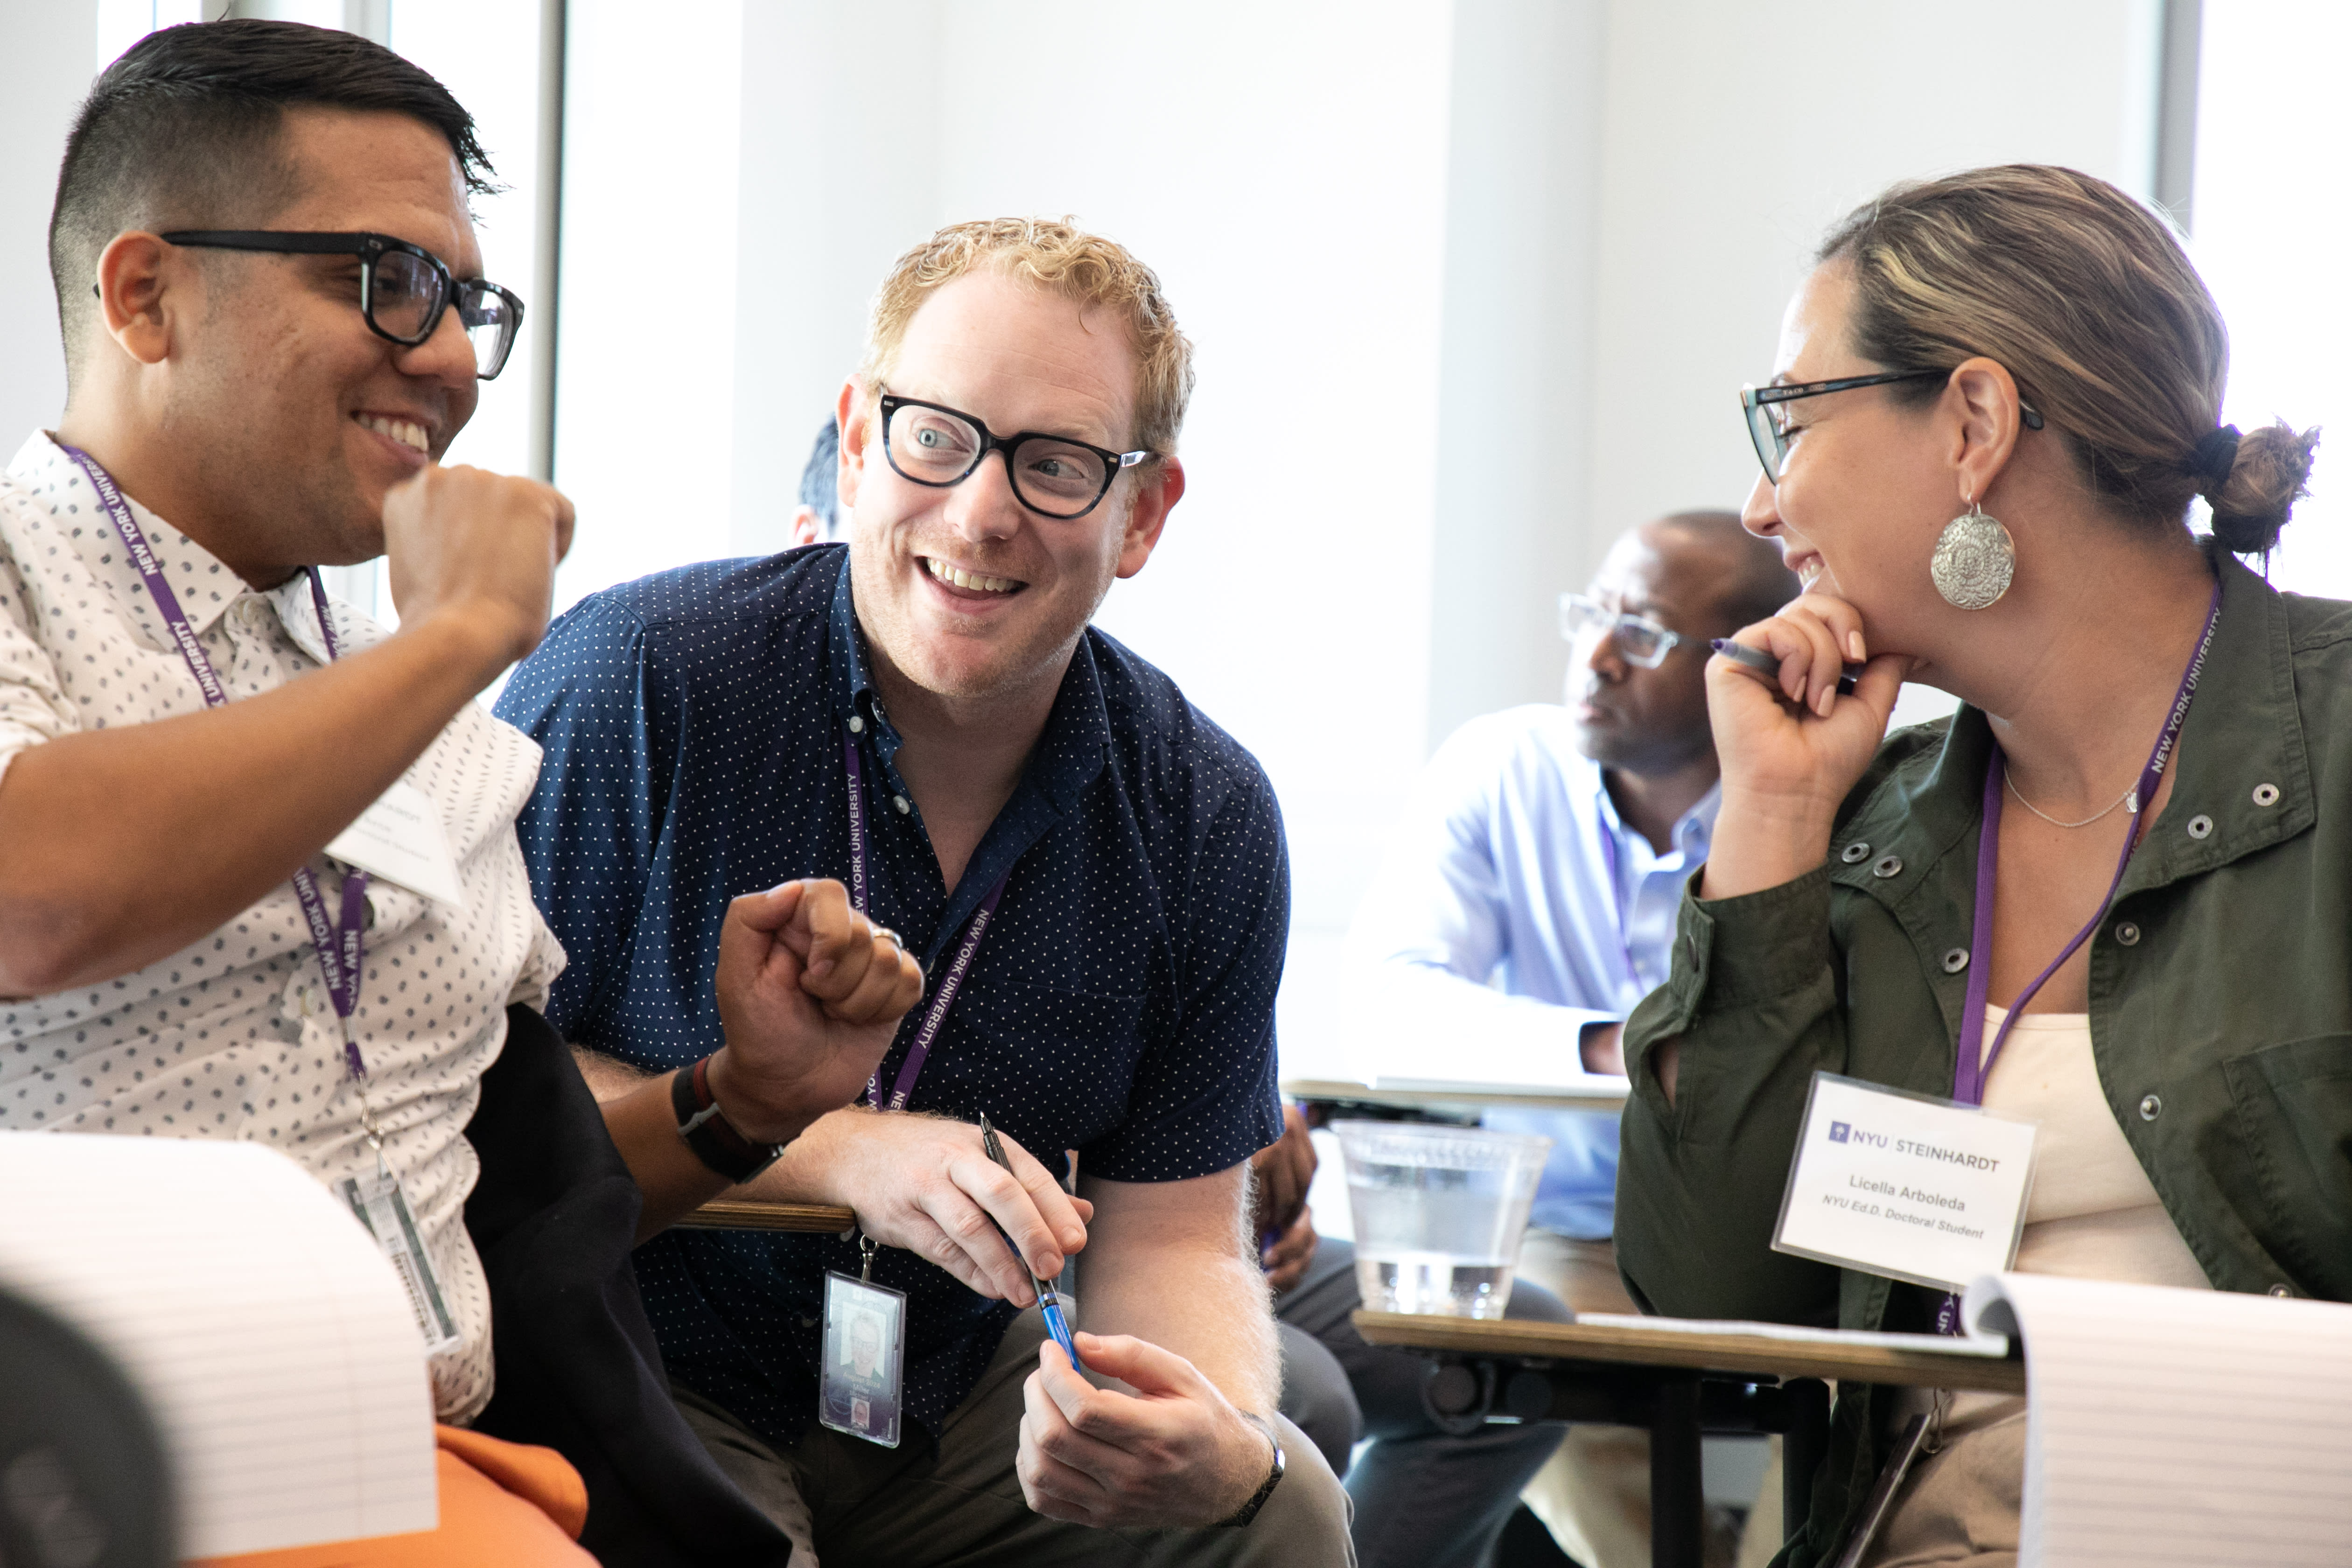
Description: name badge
1772,1071,2039,1292
341,1167,463,1356
819,1270,907,1449
328,780,466,908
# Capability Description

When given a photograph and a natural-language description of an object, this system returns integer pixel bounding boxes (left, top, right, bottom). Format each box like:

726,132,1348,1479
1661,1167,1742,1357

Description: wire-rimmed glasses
160,230,525,379
878,392,1151,520
1740,370,2046,482
1559,593,1683,668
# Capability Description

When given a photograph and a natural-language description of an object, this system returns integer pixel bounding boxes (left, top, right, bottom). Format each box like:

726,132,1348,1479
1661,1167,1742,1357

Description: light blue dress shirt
1345,705,1718,1239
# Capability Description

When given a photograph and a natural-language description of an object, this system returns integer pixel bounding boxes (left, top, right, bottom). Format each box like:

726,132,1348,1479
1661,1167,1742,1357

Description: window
2191,1,2352,595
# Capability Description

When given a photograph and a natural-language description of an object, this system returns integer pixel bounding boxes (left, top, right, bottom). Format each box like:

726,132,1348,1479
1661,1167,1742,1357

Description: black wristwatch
671,1056,787,1182
1217,1413,1285,1527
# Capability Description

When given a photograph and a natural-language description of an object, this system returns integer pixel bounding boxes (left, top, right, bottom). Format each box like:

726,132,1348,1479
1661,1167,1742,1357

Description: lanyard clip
858,1232,878,1283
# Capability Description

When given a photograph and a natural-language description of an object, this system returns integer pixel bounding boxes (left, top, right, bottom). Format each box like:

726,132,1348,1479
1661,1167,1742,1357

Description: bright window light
2191,1,2352,595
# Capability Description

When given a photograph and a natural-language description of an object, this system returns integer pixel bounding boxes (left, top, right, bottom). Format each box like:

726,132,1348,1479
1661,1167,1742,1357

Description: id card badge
1772,1071,2039,1293
341,1166,464,1356
820,1270,907,1449
328,780,466,909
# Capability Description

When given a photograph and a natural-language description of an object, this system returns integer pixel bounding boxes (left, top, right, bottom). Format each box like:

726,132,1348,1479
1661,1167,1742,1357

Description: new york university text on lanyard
826,723,1019,1446
59,446,463,1355
840,729,1010,1112
1771,583,2225,1316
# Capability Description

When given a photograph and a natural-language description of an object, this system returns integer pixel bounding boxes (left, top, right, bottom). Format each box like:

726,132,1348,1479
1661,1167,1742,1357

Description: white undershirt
1981,1004,2208,1290
1878,1006,2215,1482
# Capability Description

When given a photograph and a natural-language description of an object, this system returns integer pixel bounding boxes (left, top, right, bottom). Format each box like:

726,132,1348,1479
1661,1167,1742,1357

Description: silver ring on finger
872,926,901,948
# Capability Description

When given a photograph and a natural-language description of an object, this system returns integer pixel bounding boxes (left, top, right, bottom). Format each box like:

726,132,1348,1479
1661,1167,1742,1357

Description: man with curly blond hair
499,218,1351,1564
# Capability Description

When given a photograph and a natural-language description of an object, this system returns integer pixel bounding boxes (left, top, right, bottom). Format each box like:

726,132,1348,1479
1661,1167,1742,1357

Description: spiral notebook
1961,1272,2352,1567
0,1133,437,1556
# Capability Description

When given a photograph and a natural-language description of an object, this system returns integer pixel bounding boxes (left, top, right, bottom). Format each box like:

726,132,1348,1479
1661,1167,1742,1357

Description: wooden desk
1354,1312,2024,1395
677,1199,856,1235
1281,1077,1630,1116
1353,1310,2024,1568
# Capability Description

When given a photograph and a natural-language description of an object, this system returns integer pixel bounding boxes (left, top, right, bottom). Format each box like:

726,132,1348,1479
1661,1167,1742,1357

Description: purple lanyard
1933,582,2219,1335
58,445,374,1083
843,727,1009,1111
1950,582,2221,1107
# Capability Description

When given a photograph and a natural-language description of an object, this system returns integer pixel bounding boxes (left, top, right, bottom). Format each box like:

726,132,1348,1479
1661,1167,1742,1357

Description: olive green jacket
1618,548,2352,1567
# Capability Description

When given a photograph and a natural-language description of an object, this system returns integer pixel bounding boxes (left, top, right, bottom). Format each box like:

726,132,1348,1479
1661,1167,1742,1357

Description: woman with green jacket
1616,163,2336,1567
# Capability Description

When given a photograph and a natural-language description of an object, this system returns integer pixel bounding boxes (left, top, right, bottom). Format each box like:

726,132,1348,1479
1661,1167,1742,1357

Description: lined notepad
0,1133,437,1556
1962,1273,2352,1567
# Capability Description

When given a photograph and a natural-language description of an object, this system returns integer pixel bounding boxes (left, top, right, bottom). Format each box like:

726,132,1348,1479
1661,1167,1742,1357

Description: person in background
499,217,1351,1565
1246,1102,1567,1568
1327,512,1800,1568
790,416,841,544
0,20,917,1565
1621,164,2338,1566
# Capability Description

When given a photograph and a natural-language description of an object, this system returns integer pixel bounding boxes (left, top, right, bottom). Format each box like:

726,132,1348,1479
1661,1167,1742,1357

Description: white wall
550,0,743,609
1427,0,1607,743
0,0,101,453
1584,0,2164,575
725,2,945,561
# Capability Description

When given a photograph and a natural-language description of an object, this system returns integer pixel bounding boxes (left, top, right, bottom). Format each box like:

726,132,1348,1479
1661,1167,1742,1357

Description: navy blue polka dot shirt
496,545,1288,1447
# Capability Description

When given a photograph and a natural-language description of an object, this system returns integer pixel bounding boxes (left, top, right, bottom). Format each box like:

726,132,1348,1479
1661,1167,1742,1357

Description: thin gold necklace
2005,769,2134,830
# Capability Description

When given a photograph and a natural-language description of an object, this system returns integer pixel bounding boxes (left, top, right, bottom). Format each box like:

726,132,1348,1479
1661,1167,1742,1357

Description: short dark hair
799,419,841,539
49,19,494,385
1651,509,1799,632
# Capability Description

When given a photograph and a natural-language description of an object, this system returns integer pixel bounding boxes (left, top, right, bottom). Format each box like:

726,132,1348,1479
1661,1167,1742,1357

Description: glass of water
1334,1120,1553,1319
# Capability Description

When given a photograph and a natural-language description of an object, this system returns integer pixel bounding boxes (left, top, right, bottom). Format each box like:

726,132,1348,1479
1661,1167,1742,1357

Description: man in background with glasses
1309,512,1798,1568
501,217,1350,1563
0,21,918,1565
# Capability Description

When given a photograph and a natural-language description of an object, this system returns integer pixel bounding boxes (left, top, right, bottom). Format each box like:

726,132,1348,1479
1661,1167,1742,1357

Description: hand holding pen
980,1114,1085,1373
1703,580,1907,721
1709,637,1862,700
1698,589,1911,901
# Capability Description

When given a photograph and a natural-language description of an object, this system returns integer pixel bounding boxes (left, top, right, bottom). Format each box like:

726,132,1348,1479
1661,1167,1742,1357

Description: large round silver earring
1931,500,2016,610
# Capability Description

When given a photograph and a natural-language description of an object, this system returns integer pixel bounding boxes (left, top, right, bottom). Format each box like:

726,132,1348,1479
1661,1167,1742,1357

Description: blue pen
979,1115,1084,1372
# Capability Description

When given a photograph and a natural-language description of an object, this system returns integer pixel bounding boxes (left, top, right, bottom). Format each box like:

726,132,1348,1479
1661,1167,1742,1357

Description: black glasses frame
1740,370,2045,481
159,230,525,380
878,392,1151,520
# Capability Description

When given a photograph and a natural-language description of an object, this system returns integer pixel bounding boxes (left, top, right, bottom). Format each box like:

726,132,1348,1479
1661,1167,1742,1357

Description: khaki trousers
674,1305,1355,1567
1515,1235,1759,1568
1859,1394,2024,1568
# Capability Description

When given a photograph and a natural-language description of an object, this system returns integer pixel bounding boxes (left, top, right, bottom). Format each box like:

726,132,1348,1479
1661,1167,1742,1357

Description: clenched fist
707,878,926,1143
382,463,574,668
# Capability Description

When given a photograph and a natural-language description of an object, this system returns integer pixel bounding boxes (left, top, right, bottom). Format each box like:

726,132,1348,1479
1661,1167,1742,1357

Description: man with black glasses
0,22,915,1563
500,217,1352,1564
1309,512,1798,1568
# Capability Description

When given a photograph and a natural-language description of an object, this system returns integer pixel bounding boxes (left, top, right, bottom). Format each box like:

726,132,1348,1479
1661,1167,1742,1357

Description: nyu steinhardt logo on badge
1777,1071,2039,1292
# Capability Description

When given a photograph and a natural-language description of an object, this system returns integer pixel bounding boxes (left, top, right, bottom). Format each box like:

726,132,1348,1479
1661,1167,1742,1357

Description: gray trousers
675,1304,1355,1567
1274,1239,1574,1568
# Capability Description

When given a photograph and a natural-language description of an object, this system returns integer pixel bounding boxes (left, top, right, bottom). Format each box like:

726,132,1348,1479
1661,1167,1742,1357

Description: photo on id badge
821,1270,906,1448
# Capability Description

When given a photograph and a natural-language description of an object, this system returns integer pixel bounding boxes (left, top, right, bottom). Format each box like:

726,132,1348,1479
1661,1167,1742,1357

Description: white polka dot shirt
0,432,566,1424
